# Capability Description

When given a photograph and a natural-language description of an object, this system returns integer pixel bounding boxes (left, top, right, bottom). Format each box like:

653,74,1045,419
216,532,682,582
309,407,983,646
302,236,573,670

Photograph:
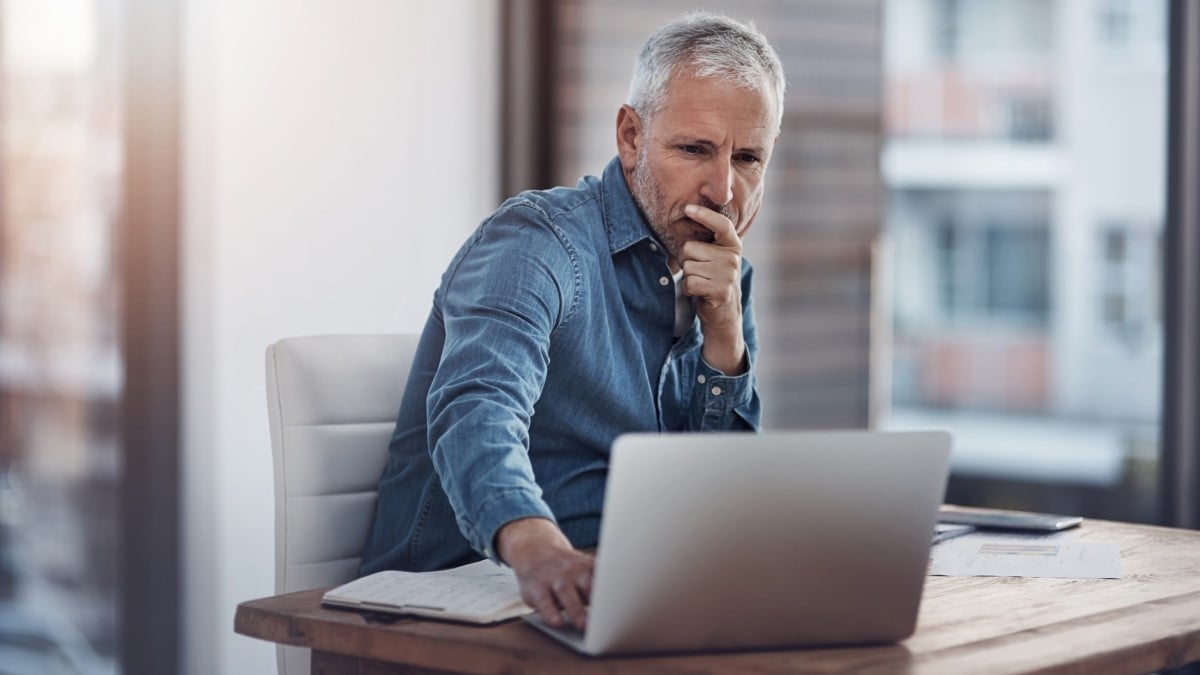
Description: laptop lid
547,429,951,656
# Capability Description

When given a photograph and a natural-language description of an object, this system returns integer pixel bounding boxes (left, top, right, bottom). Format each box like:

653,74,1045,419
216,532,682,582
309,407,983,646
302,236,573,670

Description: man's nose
700,158,734,206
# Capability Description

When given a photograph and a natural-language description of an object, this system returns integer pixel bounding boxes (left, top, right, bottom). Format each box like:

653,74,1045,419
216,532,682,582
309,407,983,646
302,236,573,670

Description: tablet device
937,508,1082,532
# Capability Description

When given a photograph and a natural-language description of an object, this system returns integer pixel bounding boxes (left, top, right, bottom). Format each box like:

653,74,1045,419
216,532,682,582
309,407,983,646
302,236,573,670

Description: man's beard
629,144,735,262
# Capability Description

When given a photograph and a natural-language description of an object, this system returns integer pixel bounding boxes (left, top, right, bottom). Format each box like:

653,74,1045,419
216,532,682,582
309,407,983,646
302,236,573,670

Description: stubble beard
629,143,738,264
630,143,685,262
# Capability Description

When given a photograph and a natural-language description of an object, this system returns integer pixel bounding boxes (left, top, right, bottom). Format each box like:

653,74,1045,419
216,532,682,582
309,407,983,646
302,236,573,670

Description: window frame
119,0,181,670
1160,0,1200,529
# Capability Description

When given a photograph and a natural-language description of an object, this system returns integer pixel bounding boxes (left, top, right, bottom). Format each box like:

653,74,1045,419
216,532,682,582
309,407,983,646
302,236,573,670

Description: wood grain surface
235,517,1200,674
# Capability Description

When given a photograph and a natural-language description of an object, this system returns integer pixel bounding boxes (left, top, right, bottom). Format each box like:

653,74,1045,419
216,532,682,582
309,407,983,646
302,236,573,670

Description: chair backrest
264,334,418,675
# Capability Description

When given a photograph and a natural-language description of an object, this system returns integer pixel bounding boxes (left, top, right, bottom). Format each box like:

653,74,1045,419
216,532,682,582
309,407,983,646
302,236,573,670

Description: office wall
181,2,499,673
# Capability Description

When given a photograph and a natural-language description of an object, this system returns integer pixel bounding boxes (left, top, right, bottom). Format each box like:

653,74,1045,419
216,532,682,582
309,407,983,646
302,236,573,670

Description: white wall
182,2,499,672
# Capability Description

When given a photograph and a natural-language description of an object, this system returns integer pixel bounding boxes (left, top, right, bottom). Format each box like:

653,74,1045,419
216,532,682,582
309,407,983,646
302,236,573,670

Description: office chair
264,334,418,675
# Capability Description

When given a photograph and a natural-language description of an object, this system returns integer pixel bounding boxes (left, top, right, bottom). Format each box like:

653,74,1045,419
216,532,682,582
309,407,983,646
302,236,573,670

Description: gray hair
627,13,786,132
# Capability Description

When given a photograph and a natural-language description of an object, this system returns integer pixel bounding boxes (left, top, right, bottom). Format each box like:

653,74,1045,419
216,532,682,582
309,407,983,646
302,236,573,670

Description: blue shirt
361,157,761,574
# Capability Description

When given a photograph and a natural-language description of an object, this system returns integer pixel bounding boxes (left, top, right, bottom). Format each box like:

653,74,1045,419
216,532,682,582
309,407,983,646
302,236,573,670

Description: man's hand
495,517,594,631
679,203,747,375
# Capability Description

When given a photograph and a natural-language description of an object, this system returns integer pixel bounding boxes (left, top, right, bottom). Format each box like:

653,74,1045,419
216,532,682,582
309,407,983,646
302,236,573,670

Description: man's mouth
681,217,715,243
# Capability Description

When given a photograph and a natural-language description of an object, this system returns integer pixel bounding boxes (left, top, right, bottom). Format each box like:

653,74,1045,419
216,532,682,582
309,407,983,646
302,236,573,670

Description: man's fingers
526,585,564,628
681,249,739,275
557,558,595,630
680,251,740,297
553,580,589,631
684,204,740,249
511,545,594,631
682,276,739,308
528,572,590,630
576,567,594,600
680,242,740,268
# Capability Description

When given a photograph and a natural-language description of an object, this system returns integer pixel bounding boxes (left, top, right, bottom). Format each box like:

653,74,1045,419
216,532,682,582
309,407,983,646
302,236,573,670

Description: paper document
930,532,1121,579
322,559,532,623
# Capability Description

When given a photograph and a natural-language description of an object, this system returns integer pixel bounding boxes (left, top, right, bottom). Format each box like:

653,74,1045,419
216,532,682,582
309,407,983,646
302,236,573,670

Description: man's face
620,72,776,266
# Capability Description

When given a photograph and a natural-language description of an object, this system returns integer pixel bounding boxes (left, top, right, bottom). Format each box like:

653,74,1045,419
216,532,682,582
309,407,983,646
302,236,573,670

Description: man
361,12,785,632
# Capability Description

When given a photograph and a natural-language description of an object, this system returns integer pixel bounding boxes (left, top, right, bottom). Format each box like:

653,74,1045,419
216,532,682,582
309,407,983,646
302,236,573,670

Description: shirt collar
600,156,657,255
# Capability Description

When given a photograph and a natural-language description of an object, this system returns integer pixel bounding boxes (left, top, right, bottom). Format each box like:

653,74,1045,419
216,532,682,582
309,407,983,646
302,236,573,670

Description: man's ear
615,104,643,172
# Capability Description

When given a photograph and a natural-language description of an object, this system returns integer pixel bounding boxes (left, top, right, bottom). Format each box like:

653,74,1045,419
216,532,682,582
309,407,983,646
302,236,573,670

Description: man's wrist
700,331,747,376
495,517,570,569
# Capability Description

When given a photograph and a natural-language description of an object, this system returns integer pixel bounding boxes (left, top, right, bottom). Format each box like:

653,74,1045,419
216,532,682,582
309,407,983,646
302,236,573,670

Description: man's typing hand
495,517,594,631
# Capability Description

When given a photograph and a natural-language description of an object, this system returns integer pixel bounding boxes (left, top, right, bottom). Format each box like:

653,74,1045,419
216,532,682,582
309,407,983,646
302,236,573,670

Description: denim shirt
360,157,761,574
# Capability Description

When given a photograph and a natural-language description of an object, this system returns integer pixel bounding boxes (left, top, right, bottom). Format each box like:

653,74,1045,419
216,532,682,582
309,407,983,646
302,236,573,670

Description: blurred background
0,0,1193,673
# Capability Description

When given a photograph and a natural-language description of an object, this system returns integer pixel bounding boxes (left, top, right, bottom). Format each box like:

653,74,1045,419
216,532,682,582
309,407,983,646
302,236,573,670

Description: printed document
930,531,1121,579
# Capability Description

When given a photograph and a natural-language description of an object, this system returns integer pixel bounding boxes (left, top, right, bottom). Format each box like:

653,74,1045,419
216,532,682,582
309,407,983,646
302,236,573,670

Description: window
1098,0,1132,46
893,189,1051,325
884,0,1166,522
935,0,960,60
1099,225,1161,346
0,0,123,670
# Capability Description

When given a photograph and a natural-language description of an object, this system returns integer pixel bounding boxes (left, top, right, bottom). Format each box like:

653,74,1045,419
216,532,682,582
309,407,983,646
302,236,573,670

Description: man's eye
680,145,704,155
737,153,761,164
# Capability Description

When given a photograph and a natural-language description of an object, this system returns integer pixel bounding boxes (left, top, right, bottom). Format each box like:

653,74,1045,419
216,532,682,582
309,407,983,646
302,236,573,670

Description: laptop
524,429,952,656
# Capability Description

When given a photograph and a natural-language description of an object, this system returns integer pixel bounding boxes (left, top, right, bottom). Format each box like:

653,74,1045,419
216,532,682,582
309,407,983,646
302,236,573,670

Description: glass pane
883,0,1167,522
0,0,122,672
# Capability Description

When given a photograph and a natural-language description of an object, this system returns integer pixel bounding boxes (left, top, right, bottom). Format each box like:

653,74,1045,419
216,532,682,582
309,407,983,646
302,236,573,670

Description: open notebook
322,559,530,624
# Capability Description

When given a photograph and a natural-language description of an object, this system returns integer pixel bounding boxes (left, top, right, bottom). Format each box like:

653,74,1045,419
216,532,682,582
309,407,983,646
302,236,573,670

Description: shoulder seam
476,200,582,332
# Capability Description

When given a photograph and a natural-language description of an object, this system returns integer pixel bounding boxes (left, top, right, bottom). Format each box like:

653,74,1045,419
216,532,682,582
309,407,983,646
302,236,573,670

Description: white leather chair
264,334,419,675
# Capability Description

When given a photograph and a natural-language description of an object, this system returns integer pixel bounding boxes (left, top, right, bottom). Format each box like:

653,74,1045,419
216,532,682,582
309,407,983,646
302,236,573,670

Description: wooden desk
235,518,1200,674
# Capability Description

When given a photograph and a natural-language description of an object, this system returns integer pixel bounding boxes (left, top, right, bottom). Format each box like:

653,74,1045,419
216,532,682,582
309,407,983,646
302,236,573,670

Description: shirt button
649,243,659,252
711,386,723,396
659,276,670,286
697,374,706,384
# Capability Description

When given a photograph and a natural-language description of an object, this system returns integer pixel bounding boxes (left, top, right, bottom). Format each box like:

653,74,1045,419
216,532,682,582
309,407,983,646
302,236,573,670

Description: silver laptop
525,429,952,656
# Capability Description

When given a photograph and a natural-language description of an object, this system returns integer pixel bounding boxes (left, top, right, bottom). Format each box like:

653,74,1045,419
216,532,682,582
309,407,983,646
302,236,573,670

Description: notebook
524,429,952,656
